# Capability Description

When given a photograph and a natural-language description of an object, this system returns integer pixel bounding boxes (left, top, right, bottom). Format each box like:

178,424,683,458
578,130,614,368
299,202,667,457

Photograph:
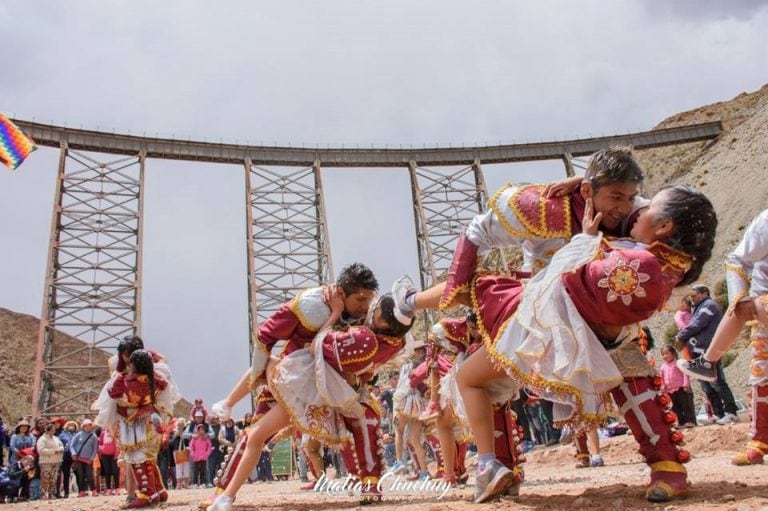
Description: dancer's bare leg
394,414,406,462
304,437,325,479
436,406,457,477
413,283,447,311
705,299,768,361
586,429,601,456
220,405,290,500
125,464,136,496
407,418,429,474
219,369,253,410
456,346,506,455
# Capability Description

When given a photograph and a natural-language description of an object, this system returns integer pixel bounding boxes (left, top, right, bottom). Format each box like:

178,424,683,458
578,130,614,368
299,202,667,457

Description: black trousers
698,361,738,417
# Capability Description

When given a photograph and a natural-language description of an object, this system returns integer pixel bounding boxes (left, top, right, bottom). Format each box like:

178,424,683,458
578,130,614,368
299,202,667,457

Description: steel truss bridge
13,118,722,417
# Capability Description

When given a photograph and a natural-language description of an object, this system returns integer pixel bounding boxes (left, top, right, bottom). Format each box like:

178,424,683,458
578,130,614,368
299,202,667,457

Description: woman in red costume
395,185,717,503
108,349,174,508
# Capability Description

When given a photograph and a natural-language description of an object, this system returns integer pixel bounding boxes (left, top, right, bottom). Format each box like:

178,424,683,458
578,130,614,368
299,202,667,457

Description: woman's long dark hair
129,349,156,405
376,294,413,338
657,185,717,286
116,335,145,373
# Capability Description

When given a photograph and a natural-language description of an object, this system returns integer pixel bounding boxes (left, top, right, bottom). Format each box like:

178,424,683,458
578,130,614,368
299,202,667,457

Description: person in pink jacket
98,428,120,495
189,425,213,488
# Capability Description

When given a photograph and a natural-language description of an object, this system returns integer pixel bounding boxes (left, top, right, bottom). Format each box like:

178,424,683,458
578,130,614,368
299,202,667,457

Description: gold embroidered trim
647,242,692,275
268,371,351,447
648,460,687,474
490,184,573,241
469,278,608,428
726,263,751,287
747,439,768,452
439,283,469,311
727,290,750,315
289,289,322,331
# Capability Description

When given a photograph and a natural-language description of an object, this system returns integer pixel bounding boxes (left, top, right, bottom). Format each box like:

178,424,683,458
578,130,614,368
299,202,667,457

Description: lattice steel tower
32,143,144,417
243,161,334,344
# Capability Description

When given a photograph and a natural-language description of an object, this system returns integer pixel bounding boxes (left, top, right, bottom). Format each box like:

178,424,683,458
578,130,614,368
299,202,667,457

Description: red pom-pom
670,430,684,444
657,393,672,408
652,375,664,389
677,449,691,463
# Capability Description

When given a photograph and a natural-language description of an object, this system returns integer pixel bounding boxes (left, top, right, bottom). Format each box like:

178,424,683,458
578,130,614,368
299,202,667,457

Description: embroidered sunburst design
305,405,333,437
597,257,650,305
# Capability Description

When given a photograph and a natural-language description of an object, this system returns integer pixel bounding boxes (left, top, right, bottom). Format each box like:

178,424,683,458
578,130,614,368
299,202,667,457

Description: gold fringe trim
726,263,751,288
289,289,324,331
471,276,611,429
268,365,353,448
649,460,687,474
727,290,750,316
439,283,469,311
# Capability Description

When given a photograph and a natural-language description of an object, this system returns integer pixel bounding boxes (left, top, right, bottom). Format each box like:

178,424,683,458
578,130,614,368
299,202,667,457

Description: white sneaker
207,495,233,511
386,461,407,475
716,413,738,425
211,400,232,420
699,416,717,426
391,276,416,326
473,460,515,504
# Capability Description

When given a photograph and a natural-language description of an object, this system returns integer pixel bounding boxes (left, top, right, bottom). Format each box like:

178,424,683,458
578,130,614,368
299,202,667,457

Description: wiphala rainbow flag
0,114,37,170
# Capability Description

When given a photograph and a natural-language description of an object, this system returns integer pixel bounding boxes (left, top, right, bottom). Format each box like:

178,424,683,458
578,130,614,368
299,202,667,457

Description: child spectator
660,346,696,428
190,399,209,422
98,427,120,495
189,425,213,488
674,298,694,359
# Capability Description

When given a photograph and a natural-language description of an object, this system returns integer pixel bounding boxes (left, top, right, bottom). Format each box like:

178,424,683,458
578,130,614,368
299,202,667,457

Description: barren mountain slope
0,307,191,421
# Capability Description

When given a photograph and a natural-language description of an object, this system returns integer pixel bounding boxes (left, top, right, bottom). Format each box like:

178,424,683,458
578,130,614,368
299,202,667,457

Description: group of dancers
91,146,768,509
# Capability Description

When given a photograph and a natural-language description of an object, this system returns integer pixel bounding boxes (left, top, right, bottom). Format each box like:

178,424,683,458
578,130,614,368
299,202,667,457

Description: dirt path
9,423,768,511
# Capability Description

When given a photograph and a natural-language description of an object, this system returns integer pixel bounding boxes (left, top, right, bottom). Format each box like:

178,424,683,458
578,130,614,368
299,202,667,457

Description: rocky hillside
0,307,191,422
636,84,768,400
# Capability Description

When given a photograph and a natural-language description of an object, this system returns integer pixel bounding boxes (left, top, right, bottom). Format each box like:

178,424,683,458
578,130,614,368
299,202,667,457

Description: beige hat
14,418,31,433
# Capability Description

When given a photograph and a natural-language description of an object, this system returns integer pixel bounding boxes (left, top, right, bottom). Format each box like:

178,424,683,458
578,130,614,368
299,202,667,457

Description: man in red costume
201,263,379,509
451,187,716,503
207,293,413,511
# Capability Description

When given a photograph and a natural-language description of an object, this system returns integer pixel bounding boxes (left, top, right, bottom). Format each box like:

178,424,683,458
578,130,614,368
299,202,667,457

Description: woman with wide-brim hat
10,419,34,466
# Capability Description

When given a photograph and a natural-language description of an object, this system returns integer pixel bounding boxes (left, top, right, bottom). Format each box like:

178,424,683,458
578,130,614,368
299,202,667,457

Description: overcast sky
1,1,767,419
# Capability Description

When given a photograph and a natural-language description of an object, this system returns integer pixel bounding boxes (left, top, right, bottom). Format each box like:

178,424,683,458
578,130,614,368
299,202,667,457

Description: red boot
574,433,591,468
426,434,444,479
492,402,525,495
611,377,689,502
732,381,768,465
126,462,155,508
455,440,469,484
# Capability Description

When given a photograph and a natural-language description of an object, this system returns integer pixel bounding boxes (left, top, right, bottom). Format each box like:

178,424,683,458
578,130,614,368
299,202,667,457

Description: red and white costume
107,370,174,507
216,287,356,491
478,233,692,500
270,325,405,491
392,360,427,419
441,183,647,309
724,208,768,464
